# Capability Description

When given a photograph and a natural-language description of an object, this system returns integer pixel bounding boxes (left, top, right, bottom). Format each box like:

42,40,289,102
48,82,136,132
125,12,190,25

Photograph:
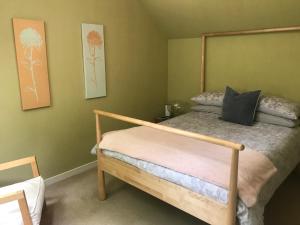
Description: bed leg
226,149,239,225
98,167,106,201
95,113,106,201
97,149,106,201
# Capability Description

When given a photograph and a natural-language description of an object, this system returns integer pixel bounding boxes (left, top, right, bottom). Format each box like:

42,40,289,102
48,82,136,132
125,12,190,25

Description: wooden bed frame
95,110,244,225
95,26,300,225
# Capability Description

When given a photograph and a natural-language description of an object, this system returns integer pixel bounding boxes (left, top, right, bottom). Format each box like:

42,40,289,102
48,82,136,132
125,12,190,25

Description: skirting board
45,160,97,186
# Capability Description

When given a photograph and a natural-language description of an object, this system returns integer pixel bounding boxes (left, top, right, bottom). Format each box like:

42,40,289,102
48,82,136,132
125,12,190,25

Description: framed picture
13,18,51,110
81,23,107,99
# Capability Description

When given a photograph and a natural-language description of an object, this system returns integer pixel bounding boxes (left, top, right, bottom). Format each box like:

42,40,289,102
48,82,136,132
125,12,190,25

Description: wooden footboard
94,110,244,225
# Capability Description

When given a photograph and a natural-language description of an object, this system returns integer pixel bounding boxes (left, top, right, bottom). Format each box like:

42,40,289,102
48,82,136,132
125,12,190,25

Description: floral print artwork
13,18,51,110
82,24,106,99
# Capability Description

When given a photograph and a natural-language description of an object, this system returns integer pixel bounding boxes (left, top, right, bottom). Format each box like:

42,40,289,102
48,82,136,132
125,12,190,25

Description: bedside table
154,116,173,123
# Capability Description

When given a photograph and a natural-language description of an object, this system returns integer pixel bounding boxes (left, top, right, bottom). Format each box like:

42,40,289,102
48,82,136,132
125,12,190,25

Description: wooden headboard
200,26,300,102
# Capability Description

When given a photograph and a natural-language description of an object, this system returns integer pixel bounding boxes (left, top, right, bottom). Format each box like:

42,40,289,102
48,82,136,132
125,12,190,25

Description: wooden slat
18,191,33,225
203,26,300,37
96,114,102,144
100,155,228,225
0,156,40,177
94,110,244,151
30,157,40,177
0,156,35,171
0,191,24,204
0,191,33,225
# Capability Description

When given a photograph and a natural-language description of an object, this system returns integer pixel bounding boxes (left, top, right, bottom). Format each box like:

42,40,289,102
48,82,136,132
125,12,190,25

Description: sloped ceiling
140,0,300,38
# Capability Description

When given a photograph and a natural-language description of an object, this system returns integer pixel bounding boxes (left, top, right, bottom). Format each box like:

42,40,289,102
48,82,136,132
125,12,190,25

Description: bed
92,110,300,225
92,26,300,225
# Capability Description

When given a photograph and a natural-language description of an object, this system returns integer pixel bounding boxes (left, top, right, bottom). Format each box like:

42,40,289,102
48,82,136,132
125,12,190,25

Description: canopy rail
200,25,300,93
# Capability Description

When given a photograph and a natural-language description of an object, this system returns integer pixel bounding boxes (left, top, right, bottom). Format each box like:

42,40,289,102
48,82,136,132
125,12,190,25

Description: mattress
91,111,300,225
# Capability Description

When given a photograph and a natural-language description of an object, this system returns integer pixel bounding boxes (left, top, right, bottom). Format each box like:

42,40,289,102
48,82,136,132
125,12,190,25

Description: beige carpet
41,168,300,225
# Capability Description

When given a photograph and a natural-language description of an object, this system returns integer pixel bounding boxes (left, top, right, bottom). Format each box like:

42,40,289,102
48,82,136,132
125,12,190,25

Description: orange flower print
87,31,102,87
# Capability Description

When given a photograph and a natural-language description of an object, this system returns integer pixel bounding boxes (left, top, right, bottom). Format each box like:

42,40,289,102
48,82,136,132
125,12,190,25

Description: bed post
96,113,106,201
226,149,239,225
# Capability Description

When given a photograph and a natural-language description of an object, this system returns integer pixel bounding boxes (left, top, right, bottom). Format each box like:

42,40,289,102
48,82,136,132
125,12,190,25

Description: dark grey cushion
221,87,261,126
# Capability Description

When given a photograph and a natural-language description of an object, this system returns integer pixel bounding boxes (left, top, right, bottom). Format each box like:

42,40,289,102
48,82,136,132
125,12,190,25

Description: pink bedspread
99,126,277,207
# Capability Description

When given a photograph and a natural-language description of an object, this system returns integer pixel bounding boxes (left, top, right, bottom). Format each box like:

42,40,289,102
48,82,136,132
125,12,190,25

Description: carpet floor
41,168,300,225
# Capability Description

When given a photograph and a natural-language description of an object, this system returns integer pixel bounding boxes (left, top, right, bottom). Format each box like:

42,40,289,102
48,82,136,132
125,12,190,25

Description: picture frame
81,23,107,99
13,18,51,110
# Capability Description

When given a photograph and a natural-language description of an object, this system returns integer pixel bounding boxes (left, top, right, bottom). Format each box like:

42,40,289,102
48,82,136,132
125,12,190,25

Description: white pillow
191,91,224,106
258,96,300,120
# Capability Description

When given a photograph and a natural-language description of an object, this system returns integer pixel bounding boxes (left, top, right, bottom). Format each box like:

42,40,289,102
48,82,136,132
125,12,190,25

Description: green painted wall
168,38,201,104
206,32,300,102
0,0,167,182
168,32,300,104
